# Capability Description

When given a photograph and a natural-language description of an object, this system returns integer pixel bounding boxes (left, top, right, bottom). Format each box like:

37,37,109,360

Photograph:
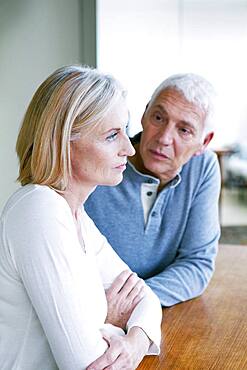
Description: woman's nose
120,135,135,157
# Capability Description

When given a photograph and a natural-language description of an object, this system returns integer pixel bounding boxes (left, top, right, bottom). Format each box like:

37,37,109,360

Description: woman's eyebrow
101,127,120,135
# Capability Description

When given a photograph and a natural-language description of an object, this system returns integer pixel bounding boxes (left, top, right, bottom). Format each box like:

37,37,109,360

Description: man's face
138,88,211,184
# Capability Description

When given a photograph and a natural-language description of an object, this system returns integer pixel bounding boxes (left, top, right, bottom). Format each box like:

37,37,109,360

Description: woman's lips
114,163,127,170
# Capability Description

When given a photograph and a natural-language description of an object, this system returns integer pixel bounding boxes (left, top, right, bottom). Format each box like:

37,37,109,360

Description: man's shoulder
185,149,218,172
179,149,220,190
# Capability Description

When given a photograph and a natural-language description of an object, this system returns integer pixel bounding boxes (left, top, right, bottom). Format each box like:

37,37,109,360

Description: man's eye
155,114,162,121
179,127,192,136
106,132,118,142
152,112,163,123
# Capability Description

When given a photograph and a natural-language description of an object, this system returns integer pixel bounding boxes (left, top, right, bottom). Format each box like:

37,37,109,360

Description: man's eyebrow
179,120,197,131
152,104,198,131
152,104,167,113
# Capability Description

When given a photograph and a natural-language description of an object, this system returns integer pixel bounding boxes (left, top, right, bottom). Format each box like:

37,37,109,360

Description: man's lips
149,149,170,160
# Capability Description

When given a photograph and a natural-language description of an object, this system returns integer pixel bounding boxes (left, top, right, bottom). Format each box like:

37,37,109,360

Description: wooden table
138,244,247,370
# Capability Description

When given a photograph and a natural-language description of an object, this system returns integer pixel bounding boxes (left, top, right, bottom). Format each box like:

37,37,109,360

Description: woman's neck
61,180,96,218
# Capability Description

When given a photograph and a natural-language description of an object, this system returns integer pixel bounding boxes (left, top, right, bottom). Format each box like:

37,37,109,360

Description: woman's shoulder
2,184,70,222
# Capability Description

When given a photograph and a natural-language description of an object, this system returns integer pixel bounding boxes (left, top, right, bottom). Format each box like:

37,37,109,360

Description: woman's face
70,98,135,188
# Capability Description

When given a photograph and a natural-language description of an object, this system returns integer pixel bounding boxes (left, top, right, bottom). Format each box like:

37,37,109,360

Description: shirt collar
127,159,181,190
129,131,181,188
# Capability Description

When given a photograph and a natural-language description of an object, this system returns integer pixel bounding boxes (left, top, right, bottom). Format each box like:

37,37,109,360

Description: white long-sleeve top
0,184,161,370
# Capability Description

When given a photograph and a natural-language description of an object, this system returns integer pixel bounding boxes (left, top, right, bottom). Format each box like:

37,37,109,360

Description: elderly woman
0,66,161,370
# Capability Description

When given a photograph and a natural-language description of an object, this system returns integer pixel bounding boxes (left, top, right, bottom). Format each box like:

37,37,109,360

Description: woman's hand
86,326,150,370
105,270,145,329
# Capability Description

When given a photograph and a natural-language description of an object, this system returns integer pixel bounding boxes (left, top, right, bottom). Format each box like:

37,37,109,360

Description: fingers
105,270,146,329
87,333,146,370
127,280,145,302
120,274,145,303
107,270,145,303
118,272,139,295
103,353,131,370
87,351,119,369
87,352,120,370
106,270,132,298
100,329,111,344
86,336,121,370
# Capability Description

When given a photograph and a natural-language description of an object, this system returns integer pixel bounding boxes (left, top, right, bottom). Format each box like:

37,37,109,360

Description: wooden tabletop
138,244,247,370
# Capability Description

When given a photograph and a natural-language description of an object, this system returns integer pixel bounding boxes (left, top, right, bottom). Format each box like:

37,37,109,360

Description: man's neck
128,144,174,191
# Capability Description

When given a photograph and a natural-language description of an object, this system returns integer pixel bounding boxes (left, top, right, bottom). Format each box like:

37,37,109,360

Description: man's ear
194,131,214,157
141,102,150,128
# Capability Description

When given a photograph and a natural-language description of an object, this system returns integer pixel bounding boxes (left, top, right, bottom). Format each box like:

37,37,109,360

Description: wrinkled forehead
149,87,206,127
151,87,200,110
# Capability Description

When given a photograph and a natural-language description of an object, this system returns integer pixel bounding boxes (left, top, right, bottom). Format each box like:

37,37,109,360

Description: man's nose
157,125,174,146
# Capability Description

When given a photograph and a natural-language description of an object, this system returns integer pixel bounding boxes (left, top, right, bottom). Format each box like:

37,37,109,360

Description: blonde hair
16,65,125,190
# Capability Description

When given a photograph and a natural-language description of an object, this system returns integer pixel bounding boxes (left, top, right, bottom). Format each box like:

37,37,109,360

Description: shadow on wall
0,0,27,37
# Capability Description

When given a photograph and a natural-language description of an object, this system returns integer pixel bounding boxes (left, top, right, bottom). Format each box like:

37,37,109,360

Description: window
97,0,247,146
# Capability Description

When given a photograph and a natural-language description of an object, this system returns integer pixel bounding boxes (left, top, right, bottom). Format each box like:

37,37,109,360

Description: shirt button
151,211,157,217
147,191,153,196
147,179,153,184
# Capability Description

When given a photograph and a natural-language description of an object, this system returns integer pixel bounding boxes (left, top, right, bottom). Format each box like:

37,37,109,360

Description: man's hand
86,326,150,370
105,270,145,329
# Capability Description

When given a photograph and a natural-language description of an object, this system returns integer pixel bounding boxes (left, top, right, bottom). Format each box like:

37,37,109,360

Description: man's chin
145,163,178,181
144,161,166,178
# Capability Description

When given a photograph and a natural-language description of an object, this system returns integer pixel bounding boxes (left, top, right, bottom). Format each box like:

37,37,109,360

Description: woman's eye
106,132,118,142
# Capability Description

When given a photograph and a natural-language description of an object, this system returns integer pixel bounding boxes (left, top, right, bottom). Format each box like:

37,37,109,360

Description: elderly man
85,73,221,307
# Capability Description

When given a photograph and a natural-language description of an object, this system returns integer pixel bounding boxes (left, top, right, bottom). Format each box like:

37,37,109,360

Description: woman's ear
194,131,214,157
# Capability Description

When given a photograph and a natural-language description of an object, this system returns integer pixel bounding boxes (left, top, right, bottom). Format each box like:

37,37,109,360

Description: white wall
0,0,81,211
97,0,247,147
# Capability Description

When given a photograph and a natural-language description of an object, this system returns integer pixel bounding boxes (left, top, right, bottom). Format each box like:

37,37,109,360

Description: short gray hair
150,73,216,133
